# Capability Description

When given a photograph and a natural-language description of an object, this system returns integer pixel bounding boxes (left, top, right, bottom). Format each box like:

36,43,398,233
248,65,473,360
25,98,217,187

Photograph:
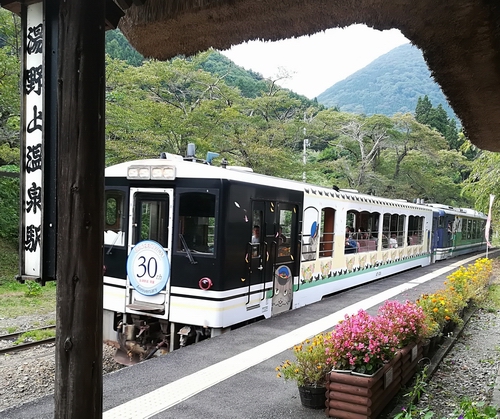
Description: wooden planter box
400,341,423,386
325,352,402,419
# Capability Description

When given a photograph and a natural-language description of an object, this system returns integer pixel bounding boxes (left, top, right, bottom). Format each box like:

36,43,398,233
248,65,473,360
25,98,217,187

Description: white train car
103,151,433,361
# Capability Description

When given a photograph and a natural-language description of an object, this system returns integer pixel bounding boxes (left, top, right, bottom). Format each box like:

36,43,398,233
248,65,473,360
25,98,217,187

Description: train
102,148,487,363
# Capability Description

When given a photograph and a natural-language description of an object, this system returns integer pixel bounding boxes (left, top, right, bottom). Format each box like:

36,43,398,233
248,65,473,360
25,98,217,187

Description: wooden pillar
55,0,105,417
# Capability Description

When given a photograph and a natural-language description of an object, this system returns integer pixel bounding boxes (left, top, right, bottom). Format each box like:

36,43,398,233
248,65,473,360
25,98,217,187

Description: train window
277,208,292,257
302,206,319,261
346,212,355,231
397,215,406,247
382,214,392,248
408,215,424,245
346,210,379,253
382,213,404,248
177,191,217,255
104,190,125,247
136,198,169,248
319,208,334,258
467,219,472,239
251,208,263,257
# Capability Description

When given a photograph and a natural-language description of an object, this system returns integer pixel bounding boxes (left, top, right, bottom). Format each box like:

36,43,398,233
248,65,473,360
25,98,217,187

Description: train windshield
104,190,126,247
176,190,217,255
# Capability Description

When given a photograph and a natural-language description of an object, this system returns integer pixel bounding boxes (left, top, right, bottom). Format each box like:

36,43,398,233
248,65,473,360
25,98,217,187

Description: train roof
106,155,484,214
424,203,487,219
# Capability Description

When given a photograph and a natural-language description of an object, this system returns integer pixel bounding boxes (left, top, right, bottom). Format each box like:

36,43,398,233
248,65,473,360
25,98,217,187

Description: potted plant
276,332,331,408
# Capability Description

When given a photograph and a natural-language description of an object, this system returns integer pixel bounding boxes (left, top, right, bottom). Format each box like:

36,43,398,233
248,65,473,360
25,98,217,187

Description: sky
221,24,410,99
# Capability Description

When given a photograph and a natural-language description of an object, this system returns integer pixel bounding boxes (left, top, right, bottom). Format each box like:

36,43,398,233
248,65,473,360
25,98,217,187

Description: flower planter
443,320,456,336
421,339,430,357
400,341,423,386
325,352,402,419
298,385,327,409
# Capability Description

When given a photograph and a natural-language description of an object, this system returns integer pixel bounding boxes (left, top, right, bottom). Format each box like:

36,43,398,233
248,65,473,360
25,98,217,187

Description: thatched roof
116,0,500,152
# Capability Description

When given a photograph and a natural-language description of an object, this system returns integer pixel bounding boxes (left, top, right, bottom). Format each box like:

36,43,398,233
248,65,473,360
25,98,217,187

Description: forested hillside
0,18,498,249
317,44,456,119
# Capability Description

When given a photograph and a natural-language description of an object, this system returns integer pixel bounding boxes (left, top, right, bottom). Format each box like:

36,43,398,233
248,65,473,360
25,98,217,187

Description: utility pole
302,127,308,182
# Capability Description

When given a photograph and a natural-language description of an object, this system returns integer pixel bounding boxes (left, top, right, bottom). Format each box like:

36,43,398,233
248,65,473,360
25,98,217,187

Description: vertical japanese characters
22,4,44,275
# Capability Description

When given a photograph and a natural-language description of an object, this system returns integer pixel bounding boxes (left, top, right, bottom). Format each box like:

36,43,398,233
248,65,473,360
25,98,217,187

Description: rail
0,325,56,355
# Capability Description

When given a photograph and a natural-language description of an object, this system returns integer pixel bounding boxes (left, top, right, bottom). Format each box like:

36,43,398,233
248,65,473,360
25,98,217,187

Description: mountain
316,44,456,119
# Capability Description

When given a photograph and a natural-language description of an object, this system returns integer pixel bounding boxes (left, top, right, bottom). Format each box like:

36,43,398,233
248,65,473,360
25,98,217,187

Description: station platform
1,252,489,419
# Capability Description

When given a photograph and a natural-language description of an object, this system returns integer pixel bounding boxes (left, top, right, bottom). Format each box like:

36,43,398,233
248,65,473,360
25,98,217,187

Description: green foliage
13,327,56,345
105,29,144,66
0,9,21,162
24,280,42,297
415,95,466,156
0,237,56,318
394,366,433,419
195,49,268,98
0,278,56,318
0,236,17,285
0,165,19,244
449,400,498,419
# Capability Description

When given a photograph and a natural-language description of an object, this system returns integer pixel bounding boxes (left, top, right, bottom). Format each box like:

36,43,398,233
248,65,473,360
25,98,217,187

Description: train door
126,188,173,317
248,201,266,292
271,202,299,315
249,200,299,315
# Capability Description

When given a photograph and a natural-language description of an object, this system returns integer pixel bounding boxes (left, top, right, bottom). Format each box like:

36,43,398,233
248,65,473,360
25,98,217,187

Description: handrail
261,241,268,301
268,240,277,298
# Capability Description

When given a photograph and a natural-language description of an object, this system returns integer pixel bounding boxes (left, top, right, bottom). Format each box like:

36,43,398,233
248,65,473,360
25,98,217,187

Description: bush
0,165,19,245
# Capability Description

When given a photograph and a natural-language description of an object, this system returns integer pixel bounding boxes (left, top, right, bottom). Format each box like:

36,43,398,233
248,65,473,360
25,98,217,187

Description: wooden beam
114,0,134,10
54,0,105,417
106,0,125,30
0,0,27,14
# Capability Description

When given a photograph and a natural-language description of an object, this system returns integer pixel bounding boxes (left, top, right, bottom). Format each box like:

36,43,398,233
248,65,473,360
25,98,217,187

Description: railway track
0,325,56,355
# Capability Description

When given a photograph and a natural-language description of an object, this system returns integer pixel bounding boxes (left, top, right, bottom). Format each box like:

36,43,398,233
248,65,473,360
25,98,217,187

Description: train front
103,157,225,364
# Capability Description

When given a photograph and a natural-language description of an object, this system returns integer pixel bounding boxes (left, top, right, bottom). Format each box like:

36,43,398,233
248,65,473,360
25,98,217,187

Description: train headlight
127,166,151,180
151,165,176,180
199,277,213,290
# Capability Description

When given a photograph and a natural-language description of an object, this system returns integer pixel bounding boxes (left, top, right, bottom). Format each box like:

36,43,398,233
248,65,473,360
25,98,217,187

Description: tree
415,95,465,153
0,9,21,166
462,151,500,220
105,29,144,66
415,95,433,124
0,165,19,244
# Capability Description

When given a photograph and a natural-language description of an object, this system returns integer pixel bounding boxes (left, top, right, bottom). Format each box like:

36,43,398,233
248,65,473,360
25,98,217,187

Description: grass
0,237,56,318
485,282,500,310
13,328,56,345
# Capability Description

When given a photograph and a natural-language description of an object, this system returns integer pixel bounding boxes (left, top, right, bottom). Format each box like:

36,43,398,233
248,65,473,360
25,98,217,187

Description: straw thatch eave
118,0,500,152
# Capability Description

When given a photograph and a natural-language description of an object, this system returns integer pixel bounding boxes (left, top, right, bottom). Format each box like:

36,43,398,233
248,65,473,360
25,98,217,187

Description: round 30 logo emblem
126,240,170,296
